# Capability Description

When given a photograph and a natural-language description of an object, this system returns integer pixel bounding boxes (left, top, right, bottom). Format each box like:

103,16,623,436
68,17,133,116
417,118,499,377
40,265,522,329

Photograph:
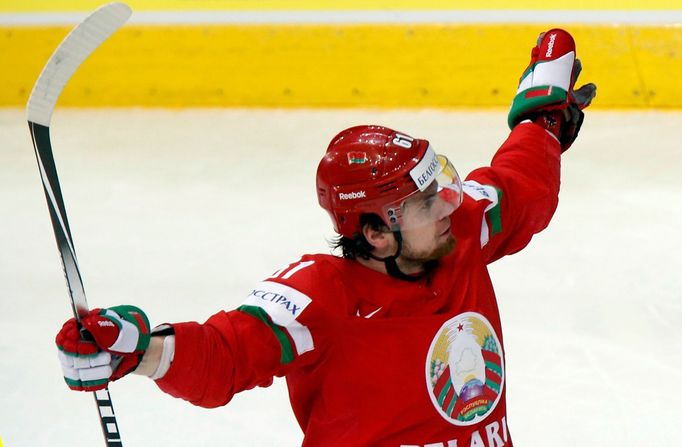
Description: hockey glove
507,28,597,152
56,305,151,391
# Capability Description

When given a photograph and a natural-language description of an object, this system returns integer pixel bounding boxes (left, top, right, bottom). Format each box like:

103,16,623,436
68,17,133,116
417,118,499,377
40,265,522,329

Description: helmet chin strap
368,231,426,282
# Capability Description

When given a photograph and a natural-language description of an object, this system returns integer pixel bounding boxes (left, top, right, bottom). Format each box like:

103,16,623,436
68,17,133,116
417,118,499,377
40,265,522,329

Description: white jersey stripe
462,180,500,248
242,280,314,355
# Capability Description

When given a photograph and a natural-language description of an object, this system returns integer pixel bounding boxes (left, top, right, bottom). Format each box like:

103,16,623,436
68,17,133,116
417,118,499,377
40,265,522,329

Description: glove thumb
81,306,151,354
572,83,597,109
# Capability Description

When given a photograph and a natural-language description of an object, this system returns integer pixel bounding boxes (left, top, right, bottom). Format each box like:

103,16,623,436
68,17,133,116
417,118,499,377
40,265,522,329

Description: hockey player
55,29,596,446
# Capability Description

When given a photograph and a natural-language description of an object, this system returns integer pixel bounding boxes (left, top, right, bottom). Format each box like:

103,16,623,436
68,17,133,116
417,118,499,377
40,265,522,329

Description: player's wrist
134,334,175,379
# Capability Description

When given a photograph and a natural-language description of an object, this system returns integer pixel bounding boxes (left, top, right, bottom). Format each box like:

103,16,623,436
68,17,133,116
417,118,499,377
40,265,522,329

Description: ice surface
1,108,681,446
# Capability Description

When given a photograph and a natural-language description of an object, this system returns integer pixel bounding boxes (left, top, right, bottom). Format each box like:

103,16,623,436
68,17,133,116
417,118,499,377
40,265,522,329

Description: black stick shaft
29,121,124,446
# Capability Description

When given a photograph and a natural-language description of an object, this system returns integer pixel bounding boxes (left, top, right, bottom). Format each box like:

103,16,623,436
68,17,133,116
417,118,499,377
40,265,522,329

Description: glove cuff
508,86,568,128
531,105,585,152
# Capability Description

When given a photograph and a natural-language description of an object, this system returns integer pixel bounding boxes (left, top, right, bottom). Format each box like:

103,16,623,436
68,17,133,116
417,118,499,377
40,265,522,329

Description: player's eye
422,194,437,210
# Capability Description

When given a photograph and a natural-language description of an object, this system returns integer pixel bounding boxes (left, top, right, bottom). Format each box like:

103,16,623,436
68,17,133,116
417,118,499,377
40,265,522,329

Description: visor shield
383,154,463,231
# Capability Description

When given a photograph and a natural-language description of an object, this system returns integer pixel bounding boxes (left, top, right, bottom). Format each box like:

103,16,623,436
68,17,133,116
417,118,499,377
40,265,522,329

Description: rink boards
1,1,681,108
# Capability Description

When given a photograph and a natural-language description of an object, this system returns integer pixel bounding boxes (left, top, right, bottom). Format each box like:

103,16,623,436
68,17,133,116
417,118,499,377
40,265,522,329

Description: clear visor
384,154,463,231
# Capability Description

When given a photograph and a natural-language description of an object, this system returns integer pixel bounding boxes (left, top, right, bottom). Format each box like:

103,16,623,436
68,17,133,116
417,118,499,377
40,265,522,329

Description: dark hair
331,213,388,260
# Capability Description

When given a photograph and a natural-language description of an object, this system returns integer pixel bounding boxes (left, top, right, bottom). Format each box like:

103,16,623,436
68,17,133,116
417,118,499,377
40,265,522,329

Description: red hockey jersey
155,123,562,447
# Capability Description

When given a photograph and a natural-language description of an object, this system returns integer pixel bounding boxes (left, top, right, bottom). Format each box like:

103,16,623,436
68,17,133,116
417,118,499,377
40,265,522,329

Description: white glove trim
58,349,113,383
104,309,141,353
517,51,575,93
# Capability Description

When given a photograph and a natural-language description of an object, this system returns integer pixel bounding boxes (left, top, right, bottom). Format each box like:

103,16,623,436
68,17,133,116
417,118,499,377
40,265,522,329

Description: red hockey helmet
316,125,463,238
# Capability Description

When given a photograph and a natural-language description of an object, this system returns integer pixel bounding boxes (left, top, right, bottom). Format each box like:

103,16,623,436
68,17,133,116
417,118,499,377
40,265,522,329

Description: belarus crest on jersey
425,312,504,426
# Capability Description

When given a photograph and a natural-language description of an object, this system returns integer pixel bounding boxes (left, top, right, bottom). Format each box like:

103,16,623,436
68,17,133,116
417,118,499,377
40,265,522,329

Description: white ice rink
1,108,681,446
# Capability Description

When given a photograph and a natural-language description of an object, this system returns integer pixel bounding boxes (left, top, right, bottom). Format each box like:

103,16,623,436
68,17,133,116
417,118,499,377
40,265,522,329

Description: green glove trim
508,86,568,129
109,305,152,352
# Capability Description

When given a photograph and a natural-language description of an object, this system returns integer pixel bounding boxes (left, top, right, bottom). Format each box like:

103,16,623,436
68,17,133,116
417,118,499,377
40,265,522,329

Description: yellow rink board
2,24,681,108
2,0,680,11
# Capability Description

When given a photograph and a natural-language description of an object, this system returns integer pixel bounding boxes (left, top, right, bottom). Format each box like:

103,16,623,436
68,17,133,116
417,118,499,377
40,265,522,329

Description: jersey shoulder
266,253,350,298
451,180,503,250
242,254,353,320
234,254,350,366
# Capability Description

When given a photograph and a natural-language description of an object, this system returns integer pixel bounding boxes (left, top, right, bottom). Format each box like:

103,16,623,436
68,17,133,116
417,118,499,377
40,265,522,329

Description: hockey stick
26,3,132,446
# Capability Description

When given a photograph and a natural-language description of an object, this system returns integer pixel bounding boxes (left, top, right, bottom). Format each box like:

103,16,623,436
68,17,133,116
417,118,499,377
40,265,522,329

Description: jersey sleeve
462,122,562,263
154,256,332,408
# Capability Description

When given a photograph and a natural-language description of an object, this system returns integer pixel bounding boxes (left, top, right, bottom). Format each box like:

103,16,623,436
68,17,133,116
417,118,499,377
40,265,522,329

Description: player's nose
436,194,457,219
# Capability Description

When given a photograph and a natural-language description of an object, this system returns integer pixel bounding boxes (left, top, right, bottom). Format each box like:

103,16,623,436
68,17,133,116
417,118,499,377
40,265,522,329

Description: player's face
398,183,456,263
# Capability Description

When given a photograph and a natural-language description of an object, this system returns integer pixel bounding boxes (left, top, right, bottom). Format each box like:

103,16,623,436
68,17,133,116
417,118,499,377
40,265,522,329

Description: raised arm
460,28,596,263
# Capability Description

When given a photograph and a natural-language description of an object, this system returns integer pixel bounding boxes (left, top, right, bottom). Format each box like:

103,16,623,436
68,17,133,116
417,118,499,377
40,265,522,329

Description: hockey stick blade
26,3,131,447
27,2,131,126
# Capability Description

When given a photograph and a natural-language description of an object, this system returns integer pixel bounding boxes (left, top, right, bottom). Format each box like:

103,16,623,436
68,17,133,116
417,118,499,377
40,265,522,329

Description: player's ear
362,223,392,252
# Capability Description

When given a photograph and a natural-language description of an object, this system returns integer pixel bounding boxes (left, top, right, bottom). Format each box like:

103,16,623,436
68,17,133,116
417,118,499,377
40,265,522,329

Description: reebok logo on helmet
339,191,367,200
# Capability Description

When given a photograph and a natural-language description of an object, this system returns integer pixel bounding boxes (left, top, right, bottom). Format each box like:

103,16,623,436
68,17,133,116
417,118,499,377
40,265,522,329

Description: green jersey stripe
462,180,503,247
238,305,295,364
486,187,503,236
242,280,314,356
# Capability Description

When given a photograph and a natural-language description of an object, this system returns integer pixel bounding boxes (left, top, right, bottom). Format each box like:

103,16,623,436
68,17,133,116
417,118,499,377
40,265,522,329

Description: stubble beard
401,233,456,266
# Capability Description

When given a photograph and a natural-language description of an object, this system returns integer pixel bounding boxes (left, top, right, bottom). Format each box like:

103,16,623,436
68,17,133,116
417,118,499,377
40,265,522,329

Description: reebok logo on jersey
249,289,303,317
97,320,115,327
339,191,366,200
545,33,557,57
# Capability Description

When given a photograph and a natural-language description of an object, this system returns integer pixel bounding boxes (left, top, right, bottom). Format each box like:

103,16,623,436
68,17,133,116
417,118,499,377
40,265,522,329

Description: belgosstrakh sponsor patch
409,144,440,191
244,281,311,324
242,280,314,356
